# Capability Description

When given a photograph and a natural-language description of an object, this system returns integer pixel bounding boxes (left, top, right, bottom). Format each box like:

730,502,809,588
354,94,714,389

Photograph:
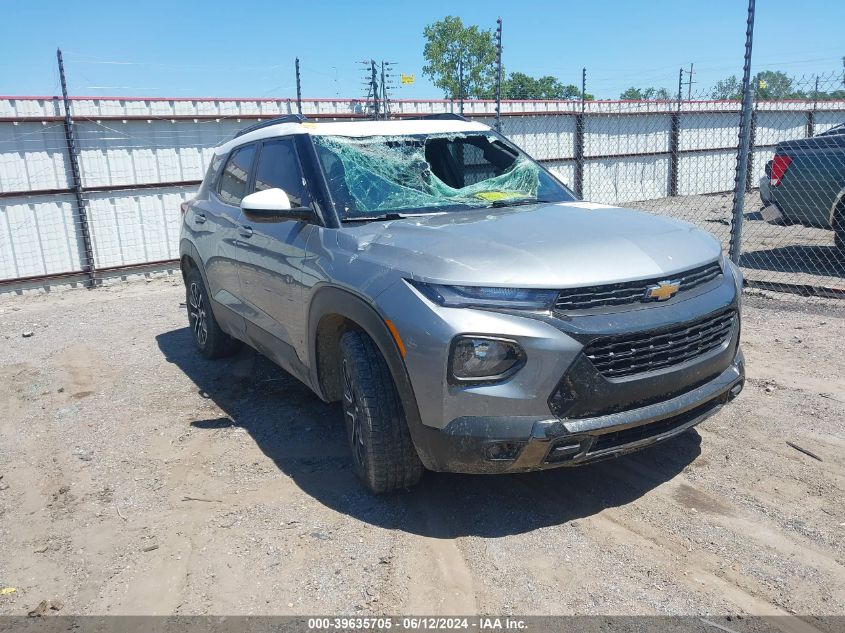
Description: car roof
215,118,492,155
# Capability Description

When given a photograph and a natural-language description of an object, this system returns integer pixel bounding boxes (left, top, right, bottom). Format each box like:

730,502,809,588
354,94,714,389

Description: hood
337,201,722,288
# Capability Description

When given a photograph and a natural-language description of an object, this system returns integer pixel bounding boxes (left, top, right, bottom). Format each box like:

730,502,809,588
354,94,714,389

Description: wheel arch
307,286,427,453
179,239,208,287
829,189,845,227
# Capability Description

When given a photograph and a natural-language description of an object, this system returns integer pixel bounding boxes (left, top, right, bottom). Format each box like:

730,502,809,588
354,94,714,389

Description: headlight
449,336,526,383
409,280,557,310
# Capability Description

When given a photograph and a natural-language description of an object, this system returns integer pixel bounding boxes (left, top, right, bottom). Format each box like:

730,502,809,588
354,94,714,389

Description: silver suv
179,114,745,493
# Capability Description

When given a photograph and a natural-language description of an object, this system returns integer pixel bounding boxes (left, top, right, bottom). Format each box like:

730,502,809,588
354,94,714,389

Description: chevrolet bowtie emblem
644,280,681,302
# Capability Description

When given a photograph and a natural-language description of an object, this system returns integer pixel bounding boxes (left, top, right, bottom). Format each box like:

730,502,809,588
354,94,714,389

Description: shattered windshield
312,132,574,219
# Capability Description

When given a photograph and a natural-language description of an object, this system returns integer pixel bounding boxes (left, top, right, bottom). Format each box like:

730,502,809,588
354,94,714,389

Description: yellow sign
400,73,415,85
758,79,768,89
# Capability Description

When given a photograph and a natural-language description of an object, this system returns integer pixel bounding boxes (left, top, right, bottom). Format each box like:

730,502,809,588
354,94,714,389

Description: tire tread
340,330,423,493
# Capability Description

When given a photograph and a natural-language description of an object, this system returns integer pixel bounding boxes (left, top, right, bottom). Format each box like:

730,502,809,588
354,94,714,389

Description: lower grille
585,309,736,378
588,399,720,453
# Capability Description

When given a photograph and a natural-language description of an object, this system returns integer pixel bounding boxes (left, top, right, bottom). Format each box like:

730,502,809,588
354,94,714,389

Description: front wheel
339,330,424,493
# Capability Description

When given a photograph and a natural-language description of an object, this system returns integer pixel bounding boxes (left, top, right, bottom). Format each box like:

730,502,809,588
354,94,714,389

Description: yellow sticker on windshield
474,191,517,201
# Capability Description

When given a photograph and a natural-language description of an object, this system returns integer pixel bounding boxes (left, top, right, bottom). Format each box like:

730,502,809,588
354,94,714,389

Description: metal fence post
745,107,757,193
295,58,302,115
669,68,683,197
573,68,586,199
581,67,587,106
728,0,756,265
807,76,819,137
574,114,584,198
57,48,96,288
494,18,503,132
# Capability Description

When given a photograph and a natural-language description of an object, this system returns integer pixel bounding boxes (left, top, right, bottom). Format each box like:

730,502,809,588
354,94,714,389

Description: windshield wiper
341,212,408,223
489,198,554,208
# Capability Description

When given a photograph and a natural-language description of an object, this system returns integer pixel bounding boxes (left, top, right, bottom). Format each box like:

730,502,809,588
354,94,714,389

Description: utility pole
370,60,380,120
686,62,695,100
57,48,96,288
494,18,503,131
380,61,387,119
295,57,302,115
379,61,395,120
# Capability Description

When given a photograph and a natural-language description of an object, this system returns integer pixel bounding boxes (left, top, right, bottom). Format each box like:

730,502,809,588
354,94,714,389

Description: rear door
237,136,315,367
192,143,257,335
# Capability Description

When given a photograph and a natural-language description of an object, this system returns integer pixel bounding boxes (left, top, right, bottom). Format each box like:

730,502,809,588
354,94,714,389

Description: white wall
1,96,843,287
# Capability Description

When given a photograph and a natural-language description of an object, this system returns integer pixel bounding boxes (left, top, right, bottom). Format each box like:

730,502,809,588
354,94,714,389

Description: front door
237,137,314,370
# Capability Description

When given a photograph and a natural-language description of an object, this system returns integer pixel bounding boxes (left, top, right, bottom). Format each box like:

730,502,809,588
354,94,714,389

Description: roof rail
405,113,469,122
234,114,310,138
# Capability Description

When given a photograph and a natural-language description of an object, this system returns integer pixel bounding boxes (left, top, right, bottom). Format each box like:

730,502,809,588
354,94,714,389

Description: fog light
729,381,743,400
485,441,525,461
449,336,525,383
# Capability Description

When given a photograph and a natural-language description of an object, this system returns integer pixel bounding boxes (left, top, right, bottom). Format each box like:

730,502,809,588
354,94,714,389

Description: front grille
584,309,736,378
588,399,720,453
554,261,722,312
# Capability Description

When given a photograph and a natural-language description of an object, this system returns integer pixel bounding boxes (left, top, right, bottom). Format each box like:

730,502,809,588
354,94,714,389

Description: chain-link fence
738,72,845,293
1,71,844,296
460,72,845,296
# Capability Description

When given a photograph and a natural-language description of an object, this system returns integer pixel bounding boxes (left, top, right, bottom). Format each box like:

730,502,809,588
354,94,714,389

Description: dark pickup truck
759,122,845,249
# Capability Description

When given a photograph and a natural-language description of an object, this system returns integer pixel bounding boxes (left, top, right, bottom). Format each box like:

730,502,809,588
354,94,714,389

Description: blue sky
1,0,843,100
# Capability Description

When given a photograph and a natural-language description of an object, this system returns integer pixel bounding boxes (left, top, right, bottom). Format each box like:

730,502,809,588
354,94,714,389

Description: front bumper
374,262,744,473
413,350,744,473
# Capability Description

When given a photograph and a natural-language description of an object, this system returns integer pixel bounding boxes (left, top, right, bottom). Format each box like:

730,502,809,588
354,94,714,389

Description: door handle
194,212,207,224
239,225,253,238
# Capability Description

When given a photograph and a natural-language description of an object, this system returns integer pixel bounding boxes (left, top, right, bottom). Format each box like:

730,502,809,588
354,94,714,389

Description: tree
504,72,588,100
711,70,804,100
711,76,742,100
754,71,799,99
619,86,672,100
422,16,498,99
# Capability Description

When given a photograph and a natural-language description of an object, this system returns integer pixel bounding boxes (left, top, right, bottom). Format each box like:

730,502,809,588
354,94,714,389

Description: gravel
0,277,842,616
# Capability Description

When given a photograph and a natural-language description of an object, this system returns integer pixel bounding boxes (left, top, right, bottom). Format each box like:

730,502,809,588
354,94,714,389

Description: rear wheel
185,267,240,359
339,330,423,493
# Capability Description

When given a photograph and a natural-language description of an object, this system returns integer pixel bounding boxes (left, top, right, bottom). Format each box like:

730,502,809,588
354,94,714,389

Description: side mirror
240,188,312,222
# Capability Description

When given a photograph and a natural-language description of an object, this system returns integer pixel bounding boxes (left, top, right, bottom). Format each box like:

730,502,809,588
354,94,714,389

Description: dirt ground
0,277,843,620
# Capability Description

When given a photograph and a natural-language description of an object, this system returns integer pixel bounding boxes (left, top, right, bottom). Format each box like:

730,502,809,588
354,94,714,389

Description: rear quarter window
217,144,257,206
205,153,224,186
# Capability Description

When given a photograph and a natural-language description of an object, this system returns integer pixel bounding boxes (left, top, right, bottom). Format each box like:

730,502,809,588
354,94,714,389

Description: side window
252,138,309,207
205,153,224,186
217,144,256,206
